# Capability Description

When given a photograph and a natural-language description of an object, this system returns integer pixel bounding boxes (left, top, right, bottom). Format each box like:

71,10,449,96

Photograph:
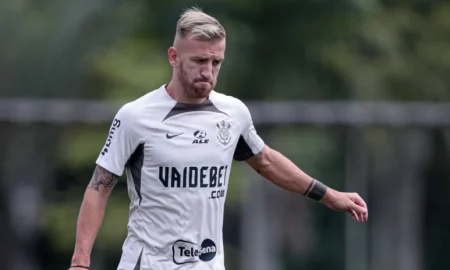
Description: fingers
353,193,367,209
349,208,367,223
352,202,367,214
349,209,360,222
350,204,367,222
350,193,369,222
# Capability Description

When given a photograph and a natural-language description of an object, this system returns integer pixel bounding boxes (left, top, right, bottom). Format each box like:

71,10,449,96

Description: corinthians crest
216,120,232,146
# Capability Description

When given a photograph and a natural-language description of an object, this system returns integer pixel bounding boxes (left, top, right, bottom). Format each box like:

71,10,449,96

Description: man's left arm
233,100,368,222
245,145,369,223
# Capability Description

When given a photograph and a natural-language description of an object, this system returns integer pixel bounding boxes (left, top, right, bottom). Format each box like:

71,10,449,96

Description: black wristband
305,179,327,201
70,265,90,269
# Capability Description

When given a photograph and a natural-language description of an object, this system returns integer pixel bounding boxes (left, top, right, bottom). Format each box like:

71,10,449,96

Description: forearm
251,146,335,202
71,188,108,266
247,146,368,221
257,148,314,194
71,165,119,267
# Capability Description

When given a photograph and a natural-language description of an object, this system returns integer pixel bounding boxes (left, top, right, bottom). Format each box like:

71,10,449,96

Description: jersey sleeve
233,102,265,161
96,104,141,176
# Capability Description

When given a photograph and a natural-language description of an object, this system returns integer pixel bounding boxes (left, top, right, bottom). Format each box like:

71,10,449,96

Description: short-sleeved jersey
96,85,264,270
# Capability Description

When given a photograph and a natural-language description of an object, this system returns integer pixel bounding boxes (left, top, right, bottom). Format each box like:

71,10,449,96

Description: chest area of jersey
145,113,240,166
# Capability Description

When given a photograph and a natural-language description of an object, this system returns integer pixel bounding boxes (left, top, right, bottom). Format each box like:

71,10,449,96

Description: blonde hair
176,7,226,41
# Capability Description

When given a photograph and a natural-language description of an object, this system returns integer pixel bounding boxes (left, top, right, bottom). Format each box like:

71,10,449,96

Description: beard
177,61,214,99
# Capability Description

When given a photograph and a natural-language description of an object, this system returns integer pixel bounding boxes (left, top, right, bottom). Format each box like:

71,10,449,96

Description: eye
194,58,207,64
212,60,222,66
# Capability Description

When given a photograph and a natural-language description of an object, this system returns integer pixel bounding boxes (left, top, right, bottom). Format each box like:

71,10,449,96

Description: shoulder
113,86,171,131
209,91,254,132
116,85,173,121
209,91,250,117
114,94,148,121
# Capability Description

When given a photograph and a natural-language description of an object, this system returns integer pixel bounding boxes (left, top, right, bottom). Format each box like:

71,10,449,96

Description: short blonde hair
176,7,226,41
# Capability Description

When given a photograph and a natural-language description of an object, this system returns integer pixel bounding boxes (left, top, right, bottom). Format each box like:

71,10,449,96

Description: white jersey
96,85,265,270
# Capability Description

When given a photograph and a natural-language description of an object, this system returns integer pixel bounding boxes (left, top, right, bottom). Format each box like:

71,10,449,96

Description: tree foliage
2,0,450,269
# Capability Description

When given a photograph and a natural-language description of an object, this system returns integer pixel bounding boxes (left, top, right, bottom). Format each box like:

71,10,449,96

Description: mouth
195,81,211,84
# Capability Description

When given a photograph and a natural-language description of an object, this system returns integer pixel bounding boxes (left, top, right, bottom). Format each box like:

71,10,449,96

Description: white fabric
96,85,264,270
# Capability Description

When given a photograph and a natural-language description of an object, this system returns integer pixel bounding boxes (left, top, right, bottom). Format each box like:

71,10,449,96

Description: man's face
173,36,225,99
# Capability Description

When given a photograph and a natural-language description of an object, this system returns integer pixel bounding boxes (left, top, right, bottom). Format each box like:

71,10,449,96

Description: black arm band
306,179,327,201
70,265,90,269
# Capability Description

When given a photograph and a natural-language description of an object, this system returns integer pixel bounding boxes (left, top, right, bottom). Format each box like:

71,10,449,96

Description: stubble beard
178,62,214,100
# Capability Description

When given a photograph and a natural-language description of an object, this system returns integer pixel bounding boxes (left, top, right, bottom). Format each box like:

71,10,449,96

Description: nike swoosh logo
166,132,184,139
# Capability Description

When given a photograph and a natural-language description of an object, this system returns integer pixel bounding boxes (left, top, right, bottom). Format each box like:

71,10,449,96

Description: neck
166,79,207,105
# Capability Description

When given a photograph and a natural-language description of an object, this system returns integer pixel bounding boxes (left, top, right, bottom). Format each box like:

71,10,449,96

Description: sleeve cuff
95,158,124,177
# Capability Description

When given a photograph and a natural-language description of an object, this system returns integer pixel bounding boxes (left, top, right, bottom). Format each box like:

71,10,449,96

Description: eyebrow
190,56,223,61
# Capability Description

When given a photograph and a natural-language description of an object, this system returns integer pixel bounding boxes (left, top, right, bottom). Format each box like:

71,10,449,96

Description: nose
200,63,213,80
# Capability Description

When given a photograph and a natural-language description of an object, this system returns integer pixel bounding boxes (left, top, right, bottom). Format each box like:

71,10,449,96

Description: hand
321,189,368,223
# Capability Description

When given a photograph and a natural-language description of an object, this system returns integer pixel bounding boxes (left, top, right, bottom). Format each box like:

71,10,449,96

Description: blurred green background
1,0,450,269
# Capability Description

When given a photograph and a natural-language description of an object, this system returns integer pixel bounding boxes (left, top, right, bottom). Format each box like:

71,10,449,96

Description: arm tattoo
304,179,315,196
88,166,119,192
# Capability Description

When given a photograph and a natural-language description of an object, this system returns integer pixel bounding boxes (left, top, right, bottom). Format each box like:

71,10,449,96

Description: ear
168,47,178,68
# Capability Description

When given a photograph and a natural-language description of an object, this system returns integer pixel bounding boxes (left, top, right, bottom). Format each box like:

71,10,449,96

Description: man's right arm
70,165,120,269
69,103,139,269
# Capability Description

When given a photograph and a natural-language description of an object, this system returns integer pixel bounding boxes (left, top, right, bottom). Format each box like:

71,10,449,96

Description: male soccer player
69,7,368,270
